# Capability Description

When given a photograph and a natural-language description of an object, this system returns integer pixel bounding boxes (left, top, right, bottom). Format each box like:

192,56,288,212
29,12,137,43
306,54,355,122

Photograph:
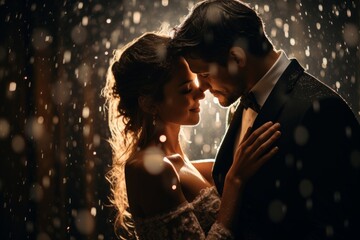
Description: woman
103,32,281,239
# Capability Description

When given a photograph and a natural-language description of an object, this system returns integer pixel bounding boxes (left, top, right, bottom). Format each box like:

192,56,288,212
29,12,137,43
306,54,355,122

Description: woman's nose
194,86,205,100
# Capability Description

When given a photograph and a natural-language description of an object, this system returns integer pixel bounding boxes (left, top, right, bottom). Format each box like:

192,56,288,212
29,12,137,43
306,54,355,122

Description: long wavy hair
102,32,176,239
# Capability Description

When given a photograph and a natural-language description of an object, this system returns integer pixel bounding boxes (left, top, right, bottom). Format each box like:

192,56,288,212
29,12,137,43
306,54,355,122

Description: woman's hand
227,121,281,183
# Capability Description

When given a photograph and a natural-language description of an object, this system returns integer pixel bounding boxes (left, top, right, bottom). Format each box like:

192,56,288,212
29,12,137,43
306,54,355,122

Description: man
170,0,360,239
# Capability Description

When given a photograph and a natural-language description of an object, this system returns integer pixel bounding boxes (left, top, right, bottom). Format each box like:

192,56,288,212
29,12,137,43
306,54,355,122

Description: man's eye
199,73,209,78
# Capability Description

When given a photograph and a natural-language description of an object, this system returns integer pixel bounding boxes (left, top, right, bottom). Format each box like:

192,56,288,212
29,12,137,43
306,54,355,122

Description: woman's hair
170,0,273,65
102,32,176,239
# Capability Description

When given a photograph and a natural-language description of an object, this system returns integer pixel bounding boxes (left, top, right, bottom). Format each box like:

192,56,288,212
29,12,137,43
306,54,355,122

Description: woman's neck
152,122,185,158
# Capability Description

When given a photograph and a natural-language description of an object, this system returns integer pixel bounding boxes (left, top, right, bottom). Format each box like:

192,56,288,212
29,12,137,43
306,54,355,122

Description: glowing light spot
172,184,177,190
0,118,10,139
285,154,295,167
299,179,313,198
71,25,87,45
334,191,341,203
321,57,328,69
12,135,25,153
316,22,321,30
63,50,71,64
268,199,287,223
9,82,16,91
290,38,295,46
274,18,283,28
294,125,309,146
32,28,51,50
159,135,167,143
82,16,88,26
306,199,313,210
133,11,141,24
312,100,320,112
335,81,341,89
30,184,44,202
82,107,90,118
343,23,359,47
162,0,169,7
143,146,165,175
206,5,222,24
90,207,97,216
42,176,50,188
202,144,211,153
325,225,334,237
37,116,44,124
194,134,203,145
36,232,51,240
75,209,95,235
350,150,360,168
263,5,270,12
106,18,111,24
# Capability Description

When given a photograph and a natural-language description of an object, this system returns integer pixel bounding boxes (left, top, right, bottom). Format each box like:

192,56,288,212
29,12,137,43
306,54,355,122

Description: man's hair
170,0,273,65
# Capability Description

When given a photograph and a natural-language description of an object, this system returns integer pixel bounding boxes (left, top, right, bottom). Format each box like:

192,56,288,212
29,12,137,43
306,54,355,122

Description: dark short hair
170,0,273,65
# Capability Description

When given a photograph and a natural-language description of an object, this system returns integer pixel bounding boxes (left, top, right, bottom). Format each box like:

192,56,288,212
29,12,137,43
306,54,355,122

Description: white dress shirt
236,51,291,148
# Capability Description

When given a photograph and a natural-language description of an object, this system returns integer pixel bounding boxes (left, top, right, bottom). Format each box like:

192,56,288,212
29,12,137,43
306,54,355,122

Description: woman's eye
180,84,192,94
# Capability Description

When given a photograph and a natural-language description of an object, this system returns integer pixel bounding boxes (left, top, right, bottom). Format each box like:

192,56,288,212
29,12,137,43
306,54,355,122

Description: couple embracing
103,0,360,239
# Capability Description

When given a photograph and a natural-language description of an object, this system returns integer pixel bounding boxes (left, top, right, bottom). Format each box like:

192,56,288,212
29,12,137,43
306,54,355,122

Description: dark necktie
240,92,261,113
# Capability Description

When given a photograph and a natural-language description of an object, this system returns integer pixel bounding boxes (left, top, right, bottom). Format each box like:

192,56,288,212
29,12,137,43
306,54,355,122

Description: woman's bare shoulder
125,148,187,217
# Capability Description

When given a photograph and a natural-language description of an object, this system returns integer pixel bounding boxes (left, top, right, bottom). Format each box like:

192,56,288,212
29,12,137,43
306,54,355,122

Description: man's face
185,57,246,107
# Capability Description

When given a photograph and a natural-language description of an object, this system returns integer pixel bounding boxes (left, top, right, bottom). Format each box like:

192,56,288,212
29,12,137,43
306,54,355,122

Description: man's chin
216,97,232,108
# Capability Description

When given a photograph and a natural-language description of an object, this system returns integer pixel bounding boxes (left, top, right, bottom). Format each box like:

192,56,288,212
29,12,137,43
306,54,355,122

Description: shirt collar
250,50,291,107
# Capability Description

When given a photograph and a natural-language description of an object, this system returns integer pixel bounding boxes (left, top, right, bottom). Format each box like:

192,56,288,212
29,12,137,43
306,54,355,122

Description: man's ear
138,96,157,114
229,46,246,68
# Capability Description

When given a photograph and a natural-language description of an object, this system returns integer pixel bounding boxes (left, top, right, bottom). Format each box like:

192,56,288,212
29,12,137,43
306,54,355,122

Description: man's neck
246,50,280,90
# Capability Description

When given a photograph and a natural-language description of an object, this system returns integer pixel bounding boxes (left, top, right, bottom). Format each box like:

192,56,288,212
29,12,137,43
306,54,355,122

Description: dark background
1,0,359,239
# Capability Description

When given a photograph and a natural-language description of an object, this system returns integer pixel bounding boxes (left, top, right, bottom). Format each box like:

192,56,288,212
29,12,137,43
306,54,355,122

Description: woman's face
156,58,205,126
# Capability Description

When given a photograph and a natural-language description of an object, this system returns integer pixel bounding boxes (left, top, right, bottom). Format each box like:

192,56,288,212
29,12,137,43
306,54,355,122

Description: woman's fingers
250,127,281,160
242,121,274,145
233,122,281,177
241,122,280,153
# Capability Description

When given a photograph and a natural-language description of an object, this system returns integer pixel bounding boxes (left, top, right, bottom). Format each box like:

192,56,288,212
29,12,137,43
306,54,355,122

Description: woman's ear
138,96,157,114
229,46,246,68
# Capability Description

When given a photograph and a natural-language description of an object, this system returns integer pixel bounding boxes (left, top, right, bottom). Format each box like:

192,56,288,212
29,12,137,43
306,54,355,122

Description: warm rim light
194,76,200,87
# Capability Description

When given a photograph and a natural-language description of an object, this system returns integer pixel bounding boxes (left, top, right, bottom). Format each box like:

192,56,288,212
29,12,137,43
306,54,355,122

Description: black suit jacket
213,59,360,239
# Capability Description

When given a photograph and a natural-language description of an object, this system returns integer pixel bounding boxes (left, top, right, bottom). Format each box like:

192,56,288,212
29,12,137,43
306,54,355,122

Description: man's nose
196,75,210,92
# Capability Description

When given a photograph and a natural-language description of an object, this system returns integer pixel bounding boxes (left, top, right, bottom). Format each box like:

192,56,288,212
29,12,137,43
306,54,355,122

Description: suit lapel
213,103,244,194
